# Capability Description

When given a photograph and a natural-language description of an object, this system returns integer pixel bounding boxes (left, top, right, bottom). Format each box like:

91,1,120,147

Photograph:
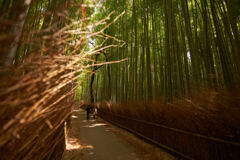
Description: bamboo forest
0,0,240,160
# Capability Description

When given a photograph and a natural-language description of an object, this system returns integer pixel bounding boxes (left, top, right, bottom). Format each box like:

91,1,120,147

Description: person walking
93,107,97,119
86,105,91,120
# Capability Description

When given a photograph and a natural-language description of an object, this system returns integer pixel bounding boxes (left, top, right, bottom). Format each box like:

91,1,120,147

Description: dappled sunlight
65,138,94,151
82,145,94,150
64,122,81,151
89,119,97,122
73,109,82,112
71,115,78,119
82,123,106,128
64,122,94,151
65,138,81,150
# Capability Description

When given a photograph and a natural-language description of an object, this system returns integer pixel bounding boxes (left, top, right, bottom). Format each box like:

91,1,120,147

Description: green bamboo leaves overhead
85,0,240,103
0,0,97,66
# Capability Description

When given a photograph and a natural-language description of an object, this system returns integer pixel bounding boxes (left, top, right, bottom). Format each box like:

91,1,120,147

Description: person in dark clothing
86,105,91,120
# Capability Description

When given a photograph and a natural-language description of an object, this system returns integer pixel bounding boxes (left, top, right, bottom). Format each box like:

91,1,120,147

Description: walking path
62,109,176,160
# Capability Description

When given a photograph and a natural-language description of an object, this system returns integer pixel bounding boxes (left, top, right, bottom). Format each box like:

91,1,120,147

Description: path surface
62,109,176,160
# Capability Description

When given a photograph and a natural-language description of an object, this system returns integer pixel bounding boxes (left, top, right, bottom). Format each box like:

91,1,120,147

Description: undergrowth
97,89,240,142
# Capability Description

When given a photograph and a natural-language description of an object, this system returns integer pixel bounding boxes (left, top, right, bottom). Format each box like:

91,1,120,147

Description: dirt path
62,109,177,160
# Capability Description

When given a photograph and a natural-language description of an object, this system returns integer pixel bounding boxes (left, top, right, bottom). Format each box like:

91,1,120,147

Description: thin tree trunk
5,0,32,67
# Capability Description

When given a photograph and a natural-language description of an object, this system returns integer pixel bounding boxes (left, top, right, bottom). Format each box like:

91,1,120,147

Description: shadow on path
62,109,143,160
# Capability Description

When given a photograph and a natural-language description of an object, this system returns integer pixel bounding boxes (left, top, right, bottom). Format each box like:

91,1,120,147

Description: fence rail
98,110,240,160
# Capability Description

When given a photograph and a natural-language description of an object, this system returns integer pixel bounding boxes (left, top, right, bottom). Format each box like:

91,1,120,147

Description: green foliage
82,0,240,103
2,0,239,103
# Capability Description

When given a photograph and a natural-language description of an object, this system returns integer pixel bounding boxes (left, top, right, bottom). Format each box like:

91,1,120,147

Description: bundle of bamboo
0,1,125,158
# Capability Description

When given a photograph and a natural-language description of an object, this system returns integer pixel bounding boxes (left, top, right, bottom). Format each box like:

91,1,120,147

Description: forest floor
61,108,176,160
